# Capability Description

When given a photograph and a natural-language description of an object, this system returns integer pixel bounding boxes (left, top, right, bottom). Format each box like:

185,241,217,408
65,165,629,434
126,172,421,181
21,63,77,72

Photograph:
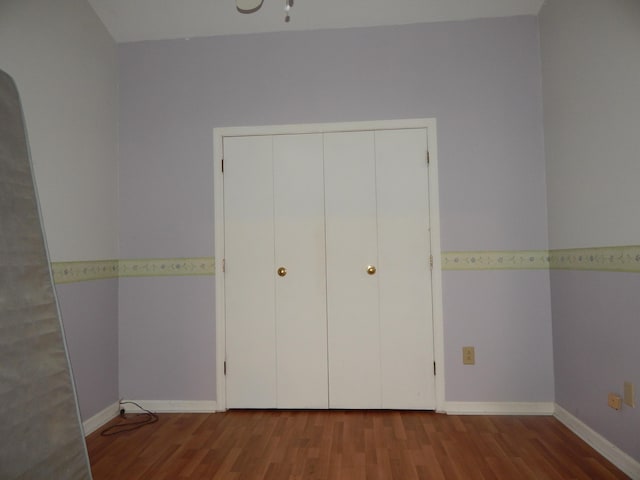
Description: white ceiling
88,0,545,43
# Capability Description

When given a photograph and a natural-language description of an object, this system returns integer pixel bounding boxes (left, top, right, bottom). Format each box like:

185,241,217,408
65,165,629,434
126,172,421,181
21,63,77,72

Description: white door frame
213,118,445,412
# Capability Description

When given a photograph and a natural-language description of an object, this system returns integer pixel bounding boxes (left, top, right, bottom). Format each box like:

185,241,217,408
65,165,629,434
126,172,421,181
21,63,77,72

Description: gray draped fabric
0,70,91,479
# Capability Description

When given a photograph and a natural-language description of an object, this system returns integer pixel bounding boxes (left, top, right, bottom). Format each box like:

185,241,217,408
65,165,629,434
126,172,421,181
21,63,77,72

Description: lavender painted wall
551,271,640,460
118,17,553,403
444,270,554,401
56,280,119,420
118,277,216,400
540,0,640,462
0,0,119,262
540,0,640,250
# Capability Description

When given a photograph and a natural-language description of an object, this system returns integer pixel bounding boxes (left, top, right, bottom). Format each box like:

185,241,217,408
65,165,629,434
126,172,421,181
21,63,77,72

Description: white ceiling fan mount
236,0,263,14
237,0,294,22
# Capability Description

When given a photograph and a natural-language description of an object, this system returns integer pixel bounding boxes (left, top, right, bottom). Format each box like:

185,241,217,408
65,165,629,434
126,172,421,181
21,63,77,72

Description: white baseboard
121,400,219,413
445,401,555,415
554,404,640,480
82,401,120,437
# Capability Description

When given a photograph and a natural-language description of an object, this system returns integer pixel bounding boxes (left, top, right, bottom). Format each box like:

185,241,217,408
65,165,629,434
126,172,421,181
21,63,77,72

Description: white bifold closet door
224,134,328,408
325,129,434,409
375,129,434,409
324,131,381,408
224,127,435,410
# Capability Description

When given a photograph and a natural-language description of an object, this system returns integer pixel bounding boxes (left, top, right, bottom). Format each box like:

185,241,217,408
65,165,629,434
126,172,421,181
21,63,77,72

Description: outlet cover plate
462,346,475,365
624,382,635,408
608,393,622,410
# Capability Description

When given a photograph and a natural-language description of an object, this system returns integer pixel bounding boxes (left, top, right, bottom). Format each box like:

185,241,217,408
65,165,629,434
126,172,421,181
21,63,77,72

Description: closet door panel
224,136,277,408
273,134,328,408
324,131,381,408
375,129,435,409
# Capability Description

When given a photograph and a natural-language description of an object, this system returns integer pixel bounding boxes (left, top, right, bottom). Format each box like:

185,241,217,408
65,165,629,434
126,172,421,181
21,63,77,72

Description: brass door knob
367,265,376,275
277,267,287,277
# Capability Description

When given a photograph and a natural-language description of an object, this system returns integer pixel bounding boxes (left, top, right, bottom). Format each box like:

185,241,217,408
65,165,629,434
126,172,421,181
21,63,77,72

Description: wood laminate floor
86,410,630,479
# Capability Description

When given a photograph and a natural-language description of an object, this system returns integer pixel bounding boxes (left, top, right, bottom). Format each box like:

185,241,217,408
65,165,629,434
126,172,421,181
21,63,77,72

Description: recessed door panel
224,135,276,408
324,131,381,408
273,134,328,408
375,129,435,409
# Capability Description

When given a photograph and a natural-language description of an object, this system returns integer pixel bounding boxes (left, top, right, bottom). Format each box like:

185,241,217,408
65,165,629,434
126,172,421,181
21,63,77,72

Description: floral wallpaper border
548,246,640,273
52,257,215,284
442,246,640,272
51,260,119,284
442,250,550,270
51,246,640,283
119,257,215,278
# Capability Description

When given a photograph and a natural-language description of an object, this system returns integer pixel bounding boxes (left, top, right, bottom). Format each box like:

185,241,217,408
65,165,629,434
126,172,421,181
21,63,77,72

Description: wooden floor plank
86,411,630,479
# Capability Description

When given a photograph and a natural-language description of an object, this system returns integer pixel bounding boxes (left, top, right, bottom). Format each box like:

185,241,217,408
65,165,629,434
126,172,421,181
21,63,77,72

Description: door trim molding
214,118,445,412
